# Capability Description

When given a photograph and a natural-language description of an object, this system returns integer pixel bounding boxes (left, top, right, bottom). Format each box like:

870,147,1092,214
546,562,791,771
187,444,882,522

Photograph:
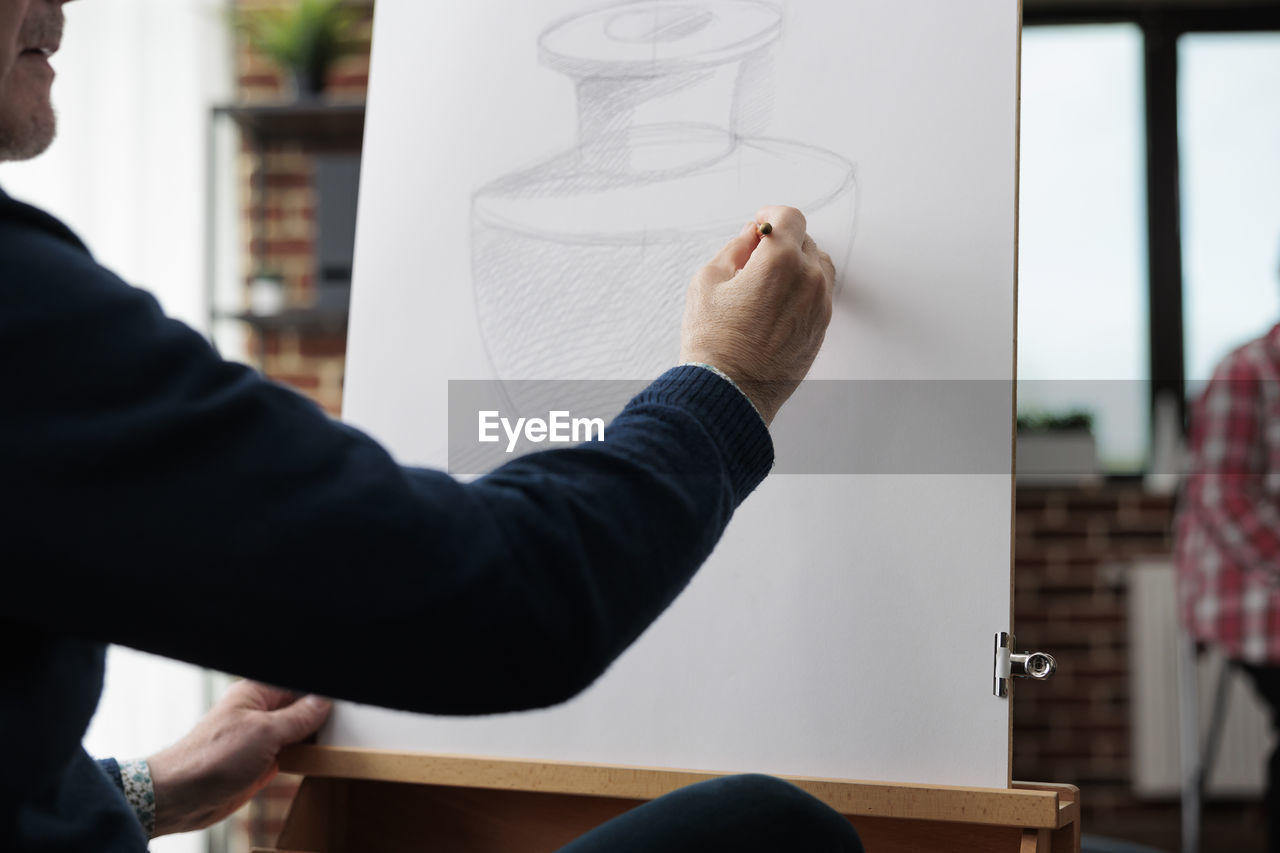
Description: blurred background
1,0,1277,851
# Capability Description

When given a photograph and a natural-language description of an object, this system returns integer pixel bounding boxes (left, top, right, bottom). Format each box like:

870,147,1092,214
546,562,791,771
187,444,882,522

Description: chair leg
1199,656,1234,794
1177,629,1202,853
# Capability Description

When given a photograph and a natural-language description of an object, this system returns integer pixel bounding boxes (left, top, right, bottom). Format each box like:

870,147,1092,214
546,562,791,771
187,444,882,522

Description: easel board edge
280,745,1069,828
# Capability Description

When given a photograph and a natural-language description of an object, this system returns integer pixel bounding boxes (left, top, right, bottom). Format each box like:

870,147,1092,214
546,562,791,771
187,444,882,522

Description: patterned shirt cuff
681,362,769,428
118,758,157,838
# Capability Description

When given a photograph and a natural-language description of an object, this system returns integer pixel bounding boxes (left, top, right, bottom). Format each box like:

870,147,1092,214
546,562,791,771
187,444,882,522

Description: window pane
1180,33,1280,390
1018,25,1149,472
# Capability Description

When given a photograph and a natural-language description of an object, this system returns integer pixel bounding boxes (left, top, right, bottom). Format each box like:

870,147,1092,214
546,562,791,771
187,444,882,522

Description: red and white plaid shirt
1176,323,1280,663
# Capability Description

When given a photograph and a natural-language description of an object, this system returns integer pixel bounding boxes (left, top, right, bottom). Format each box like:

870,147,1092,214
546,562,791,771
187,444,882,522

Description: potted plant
1015,409,1101,486
235,0,365,99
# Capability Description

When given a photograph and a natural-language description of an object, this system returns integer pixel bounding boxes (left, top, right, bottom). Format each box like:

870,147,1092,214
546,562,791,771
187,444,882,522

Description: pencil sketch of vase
471,0,856,401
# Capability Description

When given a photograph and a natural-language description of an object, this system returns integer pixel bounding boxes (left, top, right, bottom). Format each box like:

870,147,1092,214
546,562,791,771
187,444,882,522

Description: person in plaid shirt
1176,321,1280,850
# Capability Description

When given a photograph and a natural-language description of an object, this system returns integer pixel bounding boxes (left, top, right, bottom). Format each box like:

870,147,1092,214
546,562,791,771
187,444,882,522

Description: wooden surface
267,748,1080,852
279,745,1077,830
278,777,641,853
265,775,1079,853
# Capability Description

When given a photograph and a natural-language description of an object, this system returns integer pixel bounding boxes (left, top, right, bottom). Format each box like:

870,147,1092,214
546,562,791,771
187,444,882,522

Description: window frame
1022,2,1280,476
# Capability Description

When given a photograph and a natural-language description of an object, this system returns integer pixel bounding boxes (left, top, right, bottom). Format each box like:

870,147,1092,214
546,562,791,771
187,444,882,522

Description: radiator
1129,560,1273,798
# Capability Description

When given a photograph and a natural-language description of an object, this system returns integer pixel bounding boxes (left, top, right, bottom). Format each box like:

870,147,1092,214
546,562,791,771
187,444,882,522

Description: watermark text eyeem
478,410,606,453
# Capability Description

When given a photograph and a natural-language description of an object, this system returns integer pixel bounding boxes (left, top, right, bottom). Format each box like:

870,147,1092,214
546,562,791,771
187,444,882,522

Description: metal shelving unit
204,100,366,360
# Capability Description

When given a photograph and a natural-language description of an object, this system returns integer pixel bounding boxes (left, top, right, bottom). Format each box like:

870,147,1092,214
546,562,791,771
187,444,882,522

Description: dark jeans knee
711,774,865,852
558,772,864,853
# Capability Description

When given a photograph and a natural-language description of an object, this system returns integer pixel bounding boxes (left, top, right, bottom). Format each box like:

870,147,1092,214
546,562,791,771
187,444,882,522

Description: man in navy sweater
1,1,859,850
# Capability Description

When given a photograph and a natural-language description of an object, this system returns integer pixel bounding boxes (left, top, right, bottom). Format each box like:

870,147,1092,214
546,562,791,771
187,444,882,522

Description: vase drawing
471,0,857,394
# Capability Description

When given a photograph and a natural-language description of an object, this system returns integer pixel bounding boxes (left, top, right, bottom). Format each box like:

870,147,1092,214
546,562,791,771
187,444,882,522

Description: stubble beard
0,100,56,162
0,10,62,162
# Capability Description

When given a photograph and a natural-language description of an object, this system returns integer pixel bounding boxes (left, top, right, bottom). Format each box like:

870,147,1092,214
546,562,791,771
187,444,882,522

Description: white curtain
1,3,237,852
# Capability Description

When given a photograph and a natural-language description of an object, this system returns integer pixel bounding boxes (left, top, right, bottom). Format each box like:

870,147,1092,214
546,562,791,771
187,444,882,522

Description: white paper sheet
330,0,1018,788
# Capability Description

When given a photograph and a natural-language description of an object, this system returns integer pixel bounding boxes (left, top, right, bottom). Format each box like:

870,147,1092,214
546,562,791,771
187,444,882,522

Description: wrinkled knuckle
804,264,827,292
776,244,805,274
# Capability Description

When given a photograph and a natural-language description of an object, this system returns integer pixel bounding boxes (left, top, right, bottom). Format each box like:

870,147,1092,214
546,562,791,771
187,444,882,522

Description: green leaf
234,0,366,77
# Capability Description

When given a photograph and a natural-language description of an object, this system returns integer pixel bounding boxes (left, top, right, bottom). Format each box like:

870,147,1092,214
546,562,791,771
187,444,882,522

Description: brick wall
232,0,371,417
1012,486,1176,818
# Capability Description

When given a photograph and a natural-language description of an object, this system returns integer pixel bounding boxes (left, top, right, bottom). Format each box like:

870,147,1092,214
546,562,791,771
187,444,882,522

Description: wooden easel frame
253,3,1048,850
259,745,1078,852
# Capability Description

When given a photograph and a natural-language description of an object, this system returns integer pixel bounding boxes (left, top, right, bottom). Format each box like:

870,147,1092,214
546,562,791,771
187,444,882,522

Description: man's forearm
9,205,776,718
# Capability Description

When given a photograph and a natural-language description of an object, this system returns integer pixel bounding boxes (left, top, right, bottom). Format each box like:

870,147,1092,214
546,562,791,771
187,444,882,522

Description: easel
258,745,1079,853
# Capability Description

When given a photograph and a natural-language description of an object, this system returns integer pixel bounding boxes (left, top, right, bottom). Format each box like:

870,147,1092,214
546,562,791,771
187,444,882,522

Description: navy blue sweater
0,188,773,851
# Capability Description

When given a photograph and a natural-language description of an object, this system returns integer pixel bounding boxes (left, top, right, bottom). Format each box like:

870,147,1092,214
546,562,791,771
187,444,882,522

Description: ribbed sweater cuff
628,365,775,503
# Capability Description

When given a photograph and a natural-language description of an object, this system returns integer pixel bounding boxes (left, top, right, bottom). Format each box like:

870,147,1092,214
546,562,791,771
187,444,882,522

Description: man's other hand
679,205,837,426
147,680,332,837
